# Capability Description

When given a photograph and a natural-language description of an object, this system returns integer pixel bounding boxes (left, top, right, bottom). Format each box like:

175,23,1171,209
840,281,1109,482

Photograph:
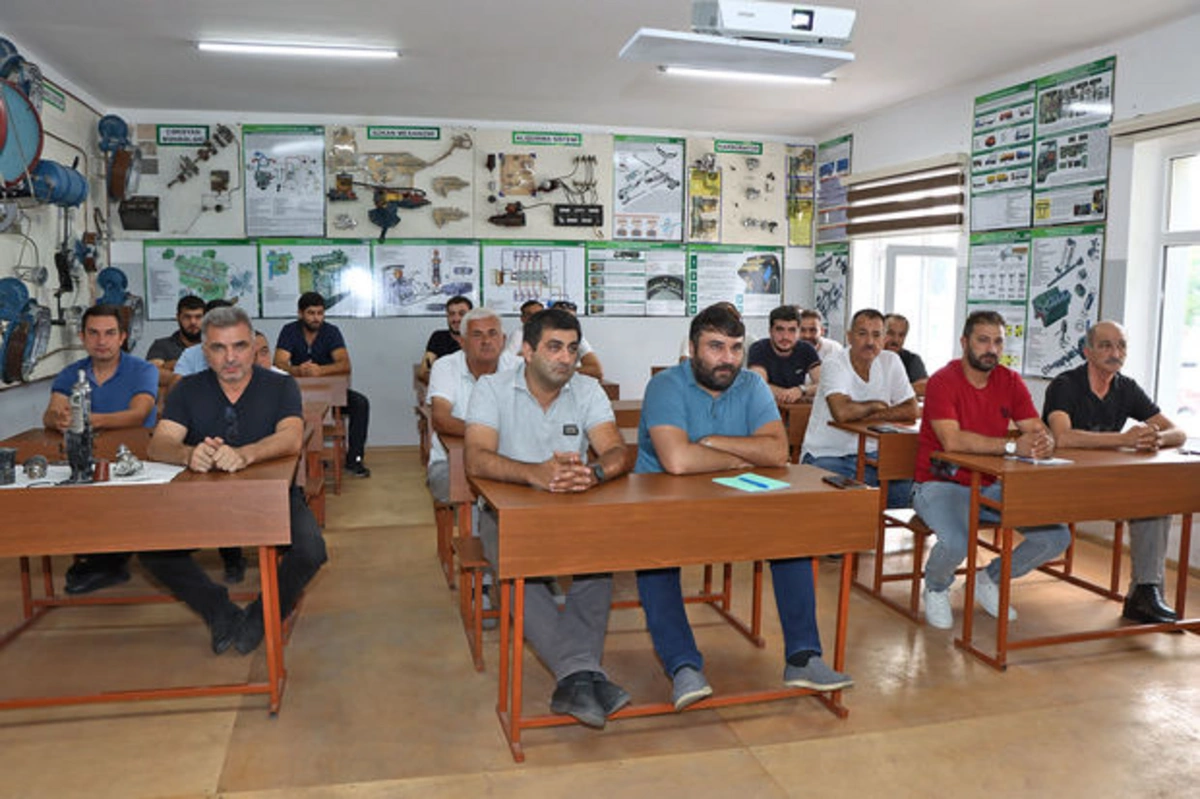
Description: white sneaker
923,584,953,630
975,571,1018,621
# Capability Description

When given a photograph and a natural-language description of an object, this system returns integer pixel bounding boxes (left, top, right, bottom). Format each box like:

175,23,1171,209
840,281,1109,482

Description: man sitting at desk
144,305,327,655
912,310,1071,630
465,307,630,729
418,294,472,382
275,291,371,478
44,304,158,594
636,303,853,711
801,308,918,508
884,313,929,397
1043,320,1187,624
507,300,604,380
800,308,843,365
146,294,205,386
748,304,821,403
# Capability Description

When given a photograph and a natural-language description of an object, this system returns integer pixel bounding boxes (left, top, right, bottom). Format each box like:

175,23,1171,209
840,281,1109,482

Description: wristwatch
1004,440,1017,455
590,462,606,483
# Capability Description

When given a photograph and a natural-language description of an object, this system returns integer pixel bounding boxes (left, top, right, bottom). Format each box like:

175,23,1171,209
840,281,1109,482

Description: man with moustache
418,294,473,382
801,308,918,508
884,313,929,396
799,308,843,364
146,295,206,384
748,304,822,403
1043,320,1187,624
913,310,1071,630
465,307,630,729
636,303,853,711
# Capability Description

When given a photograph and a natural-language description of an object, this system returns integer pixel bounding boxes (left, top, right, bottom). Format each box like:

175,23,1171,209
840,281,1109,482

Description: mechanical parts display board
143,240,260,319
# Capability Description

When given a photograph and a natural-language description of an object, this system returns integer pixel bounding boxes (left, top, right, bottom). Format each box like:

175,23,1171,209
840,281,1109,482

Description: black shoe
549,671,606,728
64,563,131,595
592,673,631,717
223,553,247,585
1123,584,1177,624
234,599,266,655
211,607,244,655
345,460,371,478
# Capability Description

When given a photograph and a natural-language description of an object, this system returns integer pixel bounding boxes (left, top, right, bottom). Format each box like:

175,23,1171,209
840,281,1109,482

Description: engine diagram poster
965,301,1027,372
687,245,782,317
967,230,1031,303
1023,225,1104,378
143,240,260,319
816,135,851,244
480,241,586,315
259,239,373,318
243,125,326,238
373,240,480,317
813,243,849,341
612,136,684,242
585,243,686,317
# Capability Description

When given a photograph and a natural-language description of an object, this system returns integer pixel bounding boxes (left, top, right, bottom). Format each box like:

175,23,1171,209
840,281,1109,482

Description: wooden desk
296,375,348,408
600,381,620,401
778,400,813,464
0,428,294,714
472,465,877,761
933,448,1200,669
302,401,328,524
611,399,641,430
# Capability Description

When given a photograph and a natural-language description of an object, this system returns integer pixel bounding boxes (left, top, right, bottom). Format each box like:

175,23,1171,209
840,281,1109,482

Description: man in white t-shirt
801,308,918,508
506,299,602,380
800,308,843,385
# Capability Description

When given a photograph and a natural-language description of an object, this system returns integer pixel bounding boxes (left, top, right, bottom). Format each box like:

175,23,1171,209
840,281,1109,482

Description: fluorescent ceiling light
197,41,399,59
660,65,831,85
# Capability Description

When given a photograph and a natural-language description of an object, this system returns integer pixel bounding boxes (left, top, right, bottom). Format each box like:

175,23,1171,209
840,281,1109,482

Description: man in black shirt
146,295,206,385
145,305,327,655
748,304,821,403
417,294,472,382
1043,320,1187,624
884,313,929,396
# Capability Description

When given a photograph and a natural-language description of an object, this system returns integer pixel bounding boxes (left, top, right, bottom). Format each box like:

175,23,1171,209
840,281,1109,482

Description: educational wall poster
585,243,686,317
372,240,480,317
970,188,1033,233
1033,181,1107,227
687,167,722,243
970,81,1036,232
815,135,851,244
480,241,586,315
143,240,260,319
967,230,1031,303
612,136,684,242
965,301,1027,372
786,143,816,247
687,245,783,317
243,125,327,238
710,139,786,247
1024,225,1104,378
1035,58,1114,139
813,243,849,341
258,239,373,318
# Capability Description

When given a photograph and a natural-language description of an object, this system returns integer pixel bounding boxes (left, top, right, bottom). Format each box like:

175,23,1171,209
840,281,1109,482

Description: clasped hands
189,436,249,473
1124,422,1163,452
1014,429,1055,459
536,451,597,493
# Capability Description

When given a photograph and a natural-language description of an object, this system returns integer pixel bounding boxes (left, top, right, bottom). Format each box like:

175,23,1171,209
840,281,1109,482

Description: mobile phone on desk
822,473,867,489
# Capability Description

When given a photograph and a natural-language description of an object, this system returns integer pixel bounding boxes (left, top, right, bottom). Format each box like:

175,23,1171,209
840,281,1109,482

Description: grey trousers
477,502,612,682
427,460,450,503
1129,516,1171,589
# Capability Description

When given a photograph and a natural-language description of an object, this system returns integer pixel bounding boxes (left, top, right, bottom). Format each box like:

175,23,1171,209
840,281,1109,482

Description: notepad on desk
867,424,916,434
714,473,790,492
1005,455,1073,465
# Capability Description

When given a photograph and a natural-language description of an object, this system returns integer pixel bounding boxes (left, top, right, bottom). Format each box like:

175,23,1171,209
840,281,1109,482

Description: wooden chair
453,535,497,671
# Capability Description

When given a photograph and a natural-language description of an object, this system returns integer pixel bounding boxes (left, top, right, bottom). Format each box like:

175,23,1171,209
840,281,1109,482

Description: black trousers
345,389,370,464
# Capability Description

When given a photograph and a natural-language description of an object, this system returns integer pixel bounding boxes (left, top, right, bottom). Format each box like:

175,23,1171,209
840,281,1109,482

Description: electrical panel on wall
324,125,475,242
686,137,787,248
473,129,613,242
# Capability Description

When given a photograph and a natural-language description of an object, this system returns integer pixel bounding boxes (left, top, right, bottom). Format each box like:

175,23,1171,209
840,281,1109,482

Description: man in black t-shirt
748,304,821,403
884,313,929,396
145,305,327,655
417,294,472,382
1043,320,1187,624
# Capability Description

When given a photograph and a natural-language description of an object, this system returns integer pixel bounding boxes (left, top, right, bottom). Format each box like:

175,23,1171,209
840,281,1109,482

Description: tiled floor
1,448,1196,798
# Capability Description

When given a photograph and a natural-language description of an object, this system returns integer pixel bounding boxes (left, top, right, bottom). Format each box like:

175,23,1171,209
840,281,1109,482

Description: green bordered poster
585,242,686,317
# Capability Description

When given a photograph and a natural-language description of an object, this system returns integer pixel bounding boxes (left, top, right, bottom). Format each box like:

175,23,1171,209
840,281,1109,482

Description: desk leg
41,556,54,599
958,473,981,651
871,478,889,596
721,564,733,612
1176,514,1192,620
20,557,33,620
259,545,286,714
457,503,472,538
752,561,764,641
995,527,1013,670
497,580,511,717
815,554,853,719
510,578,526,762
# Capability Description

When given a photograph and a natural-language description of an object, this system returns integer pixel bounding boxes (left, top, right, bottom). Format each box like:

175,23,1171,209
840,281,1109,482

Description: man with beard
465,307,630,729
146,295,205,384
635,303,853,711
418,294,472,382
1043,321,1186,624
884,313,929,396
799,308,844,364
144,305,327,655
913,310,1071,630
748,304,822,403
275,292,371,477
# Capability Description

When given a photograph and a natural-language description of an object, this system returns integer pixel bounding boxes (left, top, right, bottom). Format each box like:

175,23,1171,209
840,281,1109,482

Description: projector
691,1,856,48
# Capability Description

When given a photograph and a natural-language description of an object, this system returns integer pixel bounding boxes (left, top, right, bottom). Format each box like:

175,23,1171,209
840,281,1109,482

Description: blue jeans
637,558,820,676
912,481,1072,593
802,452,912,509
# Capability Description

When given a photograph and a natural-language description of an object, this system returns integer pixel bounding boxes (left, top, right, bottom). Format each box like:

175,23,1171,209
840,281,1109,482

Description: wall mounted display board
687,244,783,317
373,239,481,316
815,135,851,244
243,125,326,238
970,81,1036,232
612,136,685,242
685,138,787,247
1024,224,1103,377
143,240,260,319
258,239,372,318
968,230,1031,304
786,144,816,247
813,242,849,340
480,240,586,314
584,242,686,317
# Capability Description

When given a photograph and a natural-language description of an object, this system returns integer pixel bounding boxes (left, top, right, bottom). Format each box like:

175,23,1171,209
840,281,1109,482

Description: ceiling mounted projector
620,1,856,80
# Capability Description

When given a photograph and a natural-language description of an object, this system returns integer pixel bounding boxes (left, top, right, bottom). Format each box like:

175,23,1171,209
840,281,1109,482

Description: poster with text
965,301,1028,372
243,125,326,238
816,135,851,243
1024,225,1104,378
813,243,849,340
373,240,480,317
585,243,686,317
1035,58,1114,139
143,240,260,319
687,245,783,317
259,239,373,318
612,136,684,242
967,230,1031,303
970,81,1036,232
480,241,586,315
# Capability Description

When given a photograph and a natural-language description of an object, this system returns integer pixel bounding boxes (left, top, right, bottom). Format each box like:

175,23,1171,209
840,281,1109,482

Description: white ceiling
2,1,1196,137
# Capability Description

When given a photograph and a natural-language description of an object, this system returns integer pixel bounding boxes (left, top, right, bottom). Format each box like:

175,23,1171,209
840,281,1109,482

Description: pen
738,475,770,489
